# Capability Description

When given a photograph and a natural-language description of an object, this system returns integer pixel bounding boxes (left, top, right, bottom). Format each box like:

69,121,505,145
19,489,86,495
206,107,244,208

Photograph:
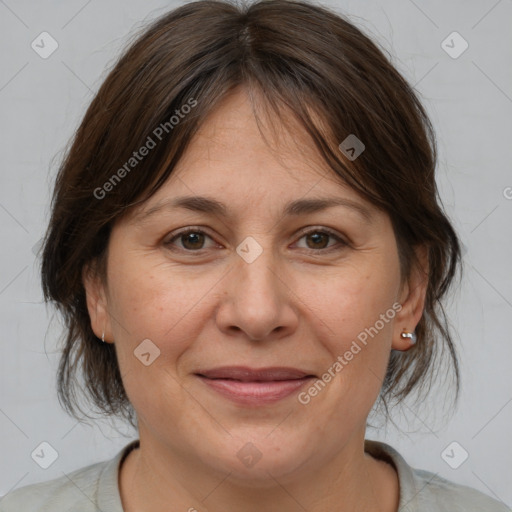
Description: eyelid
294,225,348,244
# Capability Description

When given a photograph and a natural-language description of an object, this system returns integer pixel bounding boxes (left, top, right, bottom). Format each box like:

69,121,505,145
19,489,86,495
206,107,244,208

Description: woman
1,0,507,510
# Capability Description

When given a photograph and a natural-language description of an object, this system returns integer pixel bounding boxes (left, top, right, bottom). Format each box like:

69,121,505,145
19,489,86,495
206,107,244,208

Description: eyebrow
133,195,375,225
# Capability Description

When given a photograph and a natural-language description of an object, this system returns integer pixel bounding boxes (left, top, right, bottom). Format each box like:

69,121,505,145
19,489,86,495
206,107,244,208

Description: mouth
195,366,317,405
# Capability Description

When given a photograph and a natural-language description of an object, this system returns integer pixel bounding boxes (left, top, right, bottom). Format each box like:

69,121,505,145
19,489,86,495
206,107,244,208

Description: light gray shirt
0,439,508,511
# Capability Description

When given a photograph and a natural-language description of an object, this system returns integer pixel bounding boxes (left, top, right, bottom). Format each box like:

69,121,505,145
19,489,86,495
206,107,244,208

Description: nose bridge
234,234,281,304
220,234,293,340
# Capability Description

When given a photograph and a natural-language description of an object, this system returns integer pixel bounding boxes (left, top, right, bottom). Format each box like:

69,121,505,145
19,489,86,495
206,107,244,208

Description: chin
198,432,315,486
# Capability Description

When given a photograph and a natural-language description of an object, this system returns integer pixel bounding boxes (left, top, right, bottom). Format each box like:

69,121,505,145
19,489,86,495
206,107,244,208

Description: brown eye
164,226,347,255
305,231,330,249
165,228,214,251
180,231,206,250
295,228,347,252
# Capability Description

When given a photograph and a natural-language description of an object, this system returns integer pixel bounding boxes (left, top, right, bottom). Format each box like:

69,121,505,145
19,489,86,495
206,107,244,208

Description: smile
195,366,316,405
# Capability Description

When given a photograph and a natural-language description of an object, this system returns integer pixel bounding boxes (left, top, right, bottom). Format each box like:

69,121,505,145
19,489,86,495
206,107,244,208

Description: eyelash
164,226,349,254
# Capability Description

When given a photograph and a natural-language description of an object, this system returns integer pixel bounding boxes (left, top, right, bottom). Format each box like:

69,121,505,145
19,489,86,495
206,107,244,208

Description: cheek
105,263,204,422
308,254,400,405
319,262,400,350
106,256,222,372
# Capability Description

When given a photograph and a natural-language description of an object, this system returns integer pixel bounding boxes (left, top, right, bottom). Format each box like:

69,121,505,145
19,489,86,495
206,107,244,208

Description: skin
84,87,428,512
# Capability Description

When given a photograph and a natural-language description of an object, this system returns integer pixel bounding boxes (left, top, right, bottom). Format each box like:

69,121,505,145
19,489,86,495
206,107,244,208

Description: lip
195,366,316,406
196,366,314,381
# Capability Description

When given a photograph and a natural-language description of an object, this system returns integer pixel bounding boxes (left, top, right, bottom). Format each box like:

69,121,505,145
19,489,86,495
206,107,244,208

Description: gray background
1,0,511,507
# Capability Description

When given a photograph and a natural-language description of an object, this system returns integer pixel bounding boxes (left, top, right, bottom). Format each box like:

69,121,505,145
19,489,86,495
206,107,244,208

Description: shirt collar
97,439,140,512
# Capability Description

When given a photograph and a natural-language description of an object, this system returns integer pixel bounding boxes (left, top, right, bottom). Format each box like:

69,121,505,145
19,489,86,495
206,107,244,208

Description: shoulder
0,460,108,512
411,468,509,512
0,441,137,512
365,439,509,512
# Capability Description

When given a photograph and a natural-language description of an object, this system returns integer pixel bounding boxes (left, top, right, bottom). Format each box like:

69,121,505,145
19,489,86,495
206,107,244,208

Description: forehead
177,88,327,180
126,87,378,225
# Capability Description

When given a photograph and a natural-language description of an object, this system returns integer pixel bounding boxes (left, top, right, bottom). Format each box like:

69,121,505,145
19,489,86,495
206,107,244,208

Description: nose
215,243,299,342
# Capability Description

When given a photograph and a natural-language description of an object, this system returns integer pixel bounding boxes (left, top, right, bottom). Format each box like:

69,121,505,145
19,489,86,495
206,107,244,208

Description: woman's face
84,88,426,483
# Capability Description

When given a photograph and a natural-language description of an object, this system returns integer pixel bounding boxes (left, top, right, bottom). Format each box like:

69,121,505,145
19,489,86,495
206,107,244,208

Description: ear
82,262,113,343
392,244,429,351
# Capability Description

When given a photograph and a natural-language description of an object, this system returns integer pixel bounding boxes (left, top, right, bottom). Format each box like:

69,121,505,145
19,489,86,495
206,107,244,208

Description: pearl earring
400,329,417,345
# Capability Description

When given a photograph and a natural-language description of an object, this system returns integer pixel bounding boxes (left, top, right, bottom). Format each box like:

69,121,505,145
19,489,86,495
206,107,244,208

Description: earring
101,330,106,343
400,329,417,345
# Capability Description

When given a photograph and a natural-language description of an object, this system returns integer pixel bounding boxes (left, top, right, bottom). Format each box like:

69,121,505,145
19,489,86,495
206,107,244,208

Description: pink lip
195,366,316,405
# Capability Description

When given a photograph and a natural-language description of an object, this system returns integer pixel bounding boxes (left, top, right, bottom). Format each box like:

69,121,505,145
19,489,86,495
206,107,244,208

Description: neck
119,432,399,512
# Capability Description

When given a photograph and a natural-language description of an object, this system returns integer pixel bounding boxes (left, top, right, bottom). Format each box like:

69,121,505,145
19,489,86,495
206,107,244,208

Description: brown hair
40,0,462,428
